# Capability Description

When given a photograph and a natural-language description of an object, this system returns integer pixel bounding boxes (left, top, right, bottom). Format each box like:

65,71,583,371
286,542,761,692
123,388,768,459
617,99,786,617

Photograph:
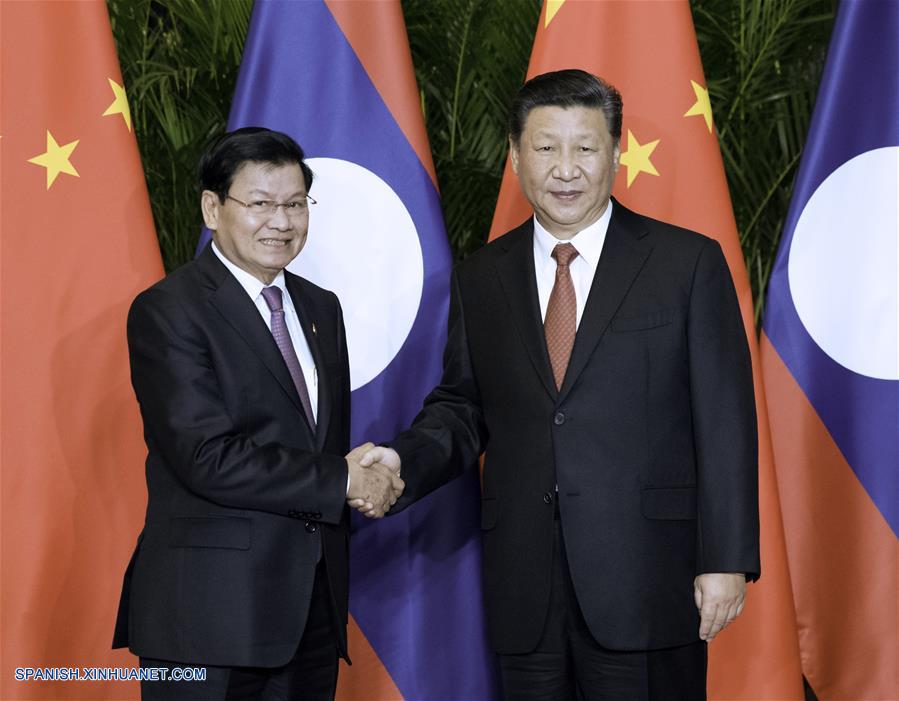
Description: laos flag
761,1,898,699
211,1,498,699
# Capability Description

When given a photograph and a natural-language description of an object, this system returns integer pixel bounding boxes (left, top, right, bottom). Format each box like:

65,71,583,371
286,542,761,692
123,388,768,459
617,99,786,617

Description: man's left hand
694,573,746,642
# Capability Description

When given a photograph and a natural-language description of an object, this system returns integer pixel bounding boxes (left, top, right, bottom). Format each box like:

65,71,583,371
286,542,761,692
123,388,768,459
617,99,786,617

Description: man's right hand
345,445,403,518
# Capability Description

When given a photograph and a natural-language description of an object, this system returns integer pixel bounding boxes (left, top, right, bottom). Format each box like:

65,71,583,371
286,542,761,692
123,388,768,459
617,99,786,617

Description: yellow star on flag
684,80,713,132
545,0,566,27
618,129,660,188
102,77,132,131
27,131,80,189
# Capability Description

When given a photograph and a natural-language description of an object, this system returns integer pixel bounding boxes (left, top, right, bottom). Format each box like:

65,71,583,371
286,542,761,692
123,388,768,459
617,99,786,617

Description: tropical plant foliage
108,0,835,321
694,0,836,317
108,0,253,271
404,0,541,257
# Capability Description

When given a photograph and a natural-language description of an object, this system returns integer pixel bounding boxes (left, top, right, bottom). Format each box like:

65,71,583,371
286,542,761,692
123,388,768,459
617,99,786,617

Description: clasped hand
345,443,403,518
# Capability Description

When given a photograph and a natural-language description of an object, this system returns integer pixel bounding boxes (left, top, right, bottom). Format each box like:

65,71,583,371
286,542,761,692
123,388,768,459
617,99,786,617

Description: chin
547,213,583,228
267,248,297,262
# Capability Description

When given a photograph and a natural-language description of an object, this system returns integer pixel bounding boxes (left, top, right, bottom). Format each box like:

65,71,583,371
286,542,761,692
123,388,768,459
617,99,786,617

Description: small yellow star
545,0,566,27
27,131,80,189
618,129,660,188
684,80,713,133
102,77,132,131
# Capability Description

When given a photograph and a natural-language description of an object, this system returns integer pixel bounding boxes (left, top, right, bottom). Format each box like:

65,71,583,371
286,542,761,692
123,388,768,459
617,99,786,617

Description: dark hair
509,69,622,145
199,127,314,202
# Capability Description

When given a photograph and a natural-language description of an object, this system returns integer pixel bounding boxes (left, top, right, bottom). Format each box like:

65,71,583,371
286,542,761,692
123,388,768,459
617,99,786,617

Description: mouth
258,238,292,248
550,190,582,202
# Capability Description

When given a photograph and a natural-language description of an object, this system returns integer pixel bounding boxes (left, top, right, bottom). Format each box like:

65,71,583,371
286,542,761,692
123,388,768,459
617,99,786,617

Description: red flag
491,2,803,698
1,1,163,698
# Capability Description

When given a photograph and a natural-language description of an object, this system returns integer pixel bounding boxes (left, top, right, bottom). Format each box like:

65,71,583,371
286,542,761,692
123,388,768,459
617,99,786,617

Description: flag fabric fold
209,2,498,699
0,1,163,698
491,2,804,699
762,1,899,698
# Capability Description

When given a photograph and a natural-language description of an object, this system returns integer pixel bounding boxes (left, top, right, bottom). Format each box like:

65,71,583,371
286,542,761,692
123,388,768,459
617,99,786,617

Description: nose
553,148,578,181
267,203,291,230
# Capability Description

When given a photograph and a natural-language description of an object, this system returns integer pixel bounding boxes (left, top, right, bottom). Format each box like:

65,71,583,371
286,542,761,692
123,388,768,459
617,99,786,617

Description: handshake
344,443,403,518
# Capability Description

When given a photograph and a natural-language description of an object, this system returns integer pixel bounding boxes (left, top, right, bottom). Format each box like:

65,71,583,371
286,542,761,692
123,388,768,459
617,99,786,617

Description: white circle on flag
289,157,424,390
788,146,899,380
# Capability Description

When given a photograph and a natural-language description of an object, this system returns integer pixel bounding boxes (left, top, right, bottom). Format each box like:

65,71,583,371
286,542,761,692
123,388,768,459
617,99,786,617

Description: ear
612,141,621,174
509,137,520,175
201,190,221,231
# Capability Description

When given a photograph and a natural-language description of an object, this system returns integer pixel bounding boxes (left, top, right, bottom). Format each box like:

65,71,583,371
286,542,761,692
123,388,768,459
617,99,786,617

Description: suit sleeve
389,269,487,511
687,239,760,580
127,287,348,523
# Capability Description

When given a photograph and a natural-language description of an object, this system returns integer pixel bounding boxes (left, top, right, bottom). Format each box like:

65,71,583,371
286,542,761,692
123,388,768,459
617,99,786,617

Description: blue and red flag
202,1,497,698
761,1,898,698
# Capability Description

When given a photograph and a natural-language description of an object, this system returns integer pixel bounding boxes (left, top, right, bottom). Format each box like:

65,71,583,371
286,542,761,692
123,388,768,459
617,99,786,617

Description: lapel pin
312,322,317,335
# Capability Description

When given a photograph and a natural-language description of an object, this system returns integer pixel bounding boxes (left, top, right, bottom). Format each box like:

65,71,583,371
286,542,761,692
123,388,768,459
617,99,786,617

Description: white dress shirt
212,242,318,421
533,200,613,328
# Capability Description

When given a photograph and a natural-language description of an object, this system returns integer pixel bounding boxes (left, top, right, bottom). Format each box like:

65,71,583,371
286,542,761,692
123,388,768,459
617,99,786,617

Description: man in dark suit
356,70,759,699
114,127,402,701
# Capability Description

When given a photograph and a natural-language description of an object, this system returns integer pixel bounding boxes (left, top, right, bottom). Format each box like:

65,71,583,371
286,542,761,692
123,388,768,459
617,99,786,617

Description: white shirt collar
211,241,288,302
532,199,613,270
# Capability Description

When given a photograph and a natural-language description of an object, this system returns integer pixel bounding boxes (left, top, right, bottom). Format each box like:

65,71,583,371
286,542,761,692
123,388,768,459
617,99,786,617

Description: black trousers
498,515,707,701
140,560,339,701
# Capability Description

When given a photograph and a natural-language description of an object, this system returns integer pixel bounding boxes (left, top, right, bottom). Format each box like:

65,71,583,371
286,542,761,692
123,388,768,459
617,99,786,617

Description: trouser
498,513,707,701
140,559,339,701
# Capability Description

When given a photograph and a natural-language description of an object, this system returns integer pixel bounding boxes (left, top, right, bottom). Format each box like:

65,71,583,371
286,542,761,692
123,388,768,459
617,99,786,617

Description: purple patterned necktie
261,285,316,430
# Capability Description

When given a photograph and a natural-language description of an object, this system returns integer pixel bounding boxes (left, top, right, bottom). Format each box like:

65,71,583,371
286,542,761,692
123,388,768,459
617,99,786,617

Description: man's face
510,105,620,240
202,161,309,284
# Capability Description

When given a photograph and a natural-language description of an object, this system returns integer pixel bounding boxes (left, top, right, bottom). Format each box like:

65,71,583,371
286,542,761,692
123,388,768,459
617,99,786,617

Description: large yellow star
102,77,132,131
545,0,566,27
684,80,713,132
27,131,80,189
618,129,660,188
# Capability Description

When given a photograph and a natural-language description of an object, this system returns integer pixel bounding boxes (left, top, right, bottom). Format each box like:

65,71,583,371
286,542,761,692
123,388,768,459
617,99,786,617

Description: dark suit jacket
113,244,351,668
392,199,760,654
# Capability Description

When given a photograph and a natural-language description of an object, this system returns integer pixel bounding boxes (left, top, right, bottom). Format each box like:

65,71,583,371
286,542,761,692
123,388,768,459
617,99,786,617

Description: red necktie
544,243,579,390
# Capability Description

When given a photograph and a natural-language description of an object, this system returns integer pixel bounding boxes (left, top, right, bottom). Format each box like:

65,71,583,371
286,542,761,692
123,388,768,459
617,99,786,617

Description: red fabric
1,2,163,698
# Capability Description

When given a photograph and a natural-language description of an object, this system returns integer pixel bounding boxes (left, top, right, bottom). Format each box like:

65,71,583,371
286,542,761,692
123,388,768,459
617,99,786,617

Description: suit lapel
285,274,332,450
493,221,558,400
557,201,654,403
198,246,315,441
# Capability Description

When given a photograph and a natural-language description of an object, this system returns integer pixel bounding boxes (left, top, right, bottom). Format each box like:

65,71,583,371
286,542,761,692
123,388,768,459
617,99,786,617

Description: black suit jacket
113,244,351,667
392,199,760,654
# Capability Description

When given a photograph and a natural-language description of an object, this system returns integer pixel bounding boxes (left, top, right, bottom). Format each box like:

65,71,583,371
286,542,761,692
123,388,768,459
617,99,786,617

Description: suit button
554,412,565,425
305,521,317,534
543,492,554,504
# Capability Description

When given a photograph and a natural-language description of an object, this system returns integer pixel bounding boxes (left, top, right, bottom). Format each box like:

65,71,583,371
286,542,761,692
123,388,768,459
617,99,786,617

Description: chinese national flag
1,1,162,698
491,2,804,699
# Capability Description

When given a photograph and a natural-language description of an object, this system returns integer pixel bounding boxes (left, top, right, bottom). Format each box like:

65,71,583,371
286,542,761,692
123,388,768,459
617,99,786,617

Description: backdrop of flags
491,2,805,698
202,1,497,698
6,1,891,699
761,0,899,698
0,1,163,698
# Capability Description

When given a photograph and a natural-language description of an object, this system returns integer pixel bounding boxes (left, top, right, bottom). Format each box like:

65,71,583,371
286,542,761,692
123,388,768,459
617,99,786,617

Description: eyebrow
245,189,307,199
532,130,599,139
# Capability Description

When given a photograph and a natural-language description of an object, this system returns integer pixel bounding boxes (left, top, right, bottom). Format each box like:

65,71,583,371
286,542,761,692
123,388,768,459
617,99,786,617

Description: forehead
522,105,611,139
231,161,306,193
